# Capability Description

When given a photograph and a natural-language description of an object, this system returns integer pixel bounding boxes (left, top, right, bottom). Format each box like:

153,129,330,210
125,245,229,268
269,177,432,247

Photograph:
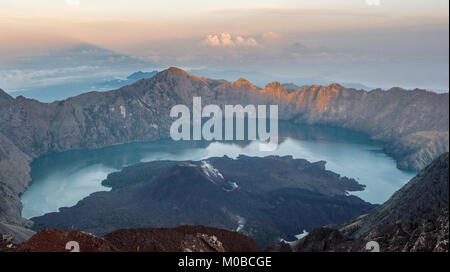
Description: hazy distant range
3,43,448,103
9,69,377,103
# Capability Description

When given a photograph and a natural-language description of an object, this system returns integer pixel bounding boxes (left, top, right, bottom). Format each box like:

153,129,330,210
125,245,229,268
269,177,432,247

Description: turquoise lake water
21,122,417,219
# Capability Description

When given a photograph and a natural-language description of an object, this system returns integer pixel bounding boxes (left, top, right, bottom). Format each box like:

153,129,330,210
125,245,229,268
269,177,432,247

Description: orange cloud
203,33,261,47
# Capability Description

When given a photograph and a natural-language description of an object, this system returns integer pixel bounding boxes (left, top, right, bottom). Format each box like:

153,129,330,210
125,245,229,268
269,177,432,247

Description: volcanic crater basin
21,123,416,219
22,123,419,246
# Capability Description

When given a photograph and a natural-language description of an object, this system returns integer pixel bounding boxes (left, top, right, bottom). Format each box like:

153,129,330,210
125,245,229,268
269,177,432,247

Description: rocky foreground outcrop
0,233,15,252
1,226,259,252
102,226,259,252
16,229,116,252
267,153,449,252
272,207,449,252
0,67,448,228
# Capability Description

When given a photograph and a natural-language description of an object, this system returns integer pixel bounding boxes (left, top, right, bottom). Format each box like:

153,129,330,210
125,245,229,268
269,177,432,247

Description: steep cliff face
0,68,448,226
0,133,32,225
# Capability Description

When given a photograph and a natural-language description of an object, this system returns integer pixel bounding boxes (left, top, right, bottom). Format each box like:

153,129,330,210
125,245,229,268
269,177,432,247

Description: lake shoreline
21,122,417,219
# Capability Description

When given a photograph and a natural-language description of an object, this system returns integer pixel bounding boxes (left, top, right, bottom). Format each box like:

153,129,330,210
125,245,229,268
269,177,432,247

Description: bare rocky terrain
2,226,259,252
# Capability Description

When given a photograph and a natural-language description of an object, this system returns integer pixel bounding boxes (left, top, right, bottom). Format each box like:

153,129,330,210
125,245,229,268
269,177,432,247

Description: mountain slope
348,152,449,238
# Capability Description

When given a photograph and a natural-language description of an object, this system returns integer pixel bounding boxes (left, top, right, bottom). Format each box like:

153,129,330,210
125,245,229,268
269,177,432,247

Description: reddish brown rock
17,228,116,252
12,225,259,252
103,225,260,252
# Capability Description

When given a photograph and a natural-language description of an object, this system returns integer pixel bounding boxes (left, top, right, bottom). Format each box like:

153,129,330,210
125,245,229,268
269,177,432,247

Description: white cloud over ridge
203,32,261,48
204,34,221,46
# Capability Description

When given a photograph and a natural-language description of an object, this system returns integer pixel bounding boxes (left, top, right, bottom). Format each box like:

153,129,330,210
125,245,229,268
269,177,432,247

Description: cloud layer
203,33,261,48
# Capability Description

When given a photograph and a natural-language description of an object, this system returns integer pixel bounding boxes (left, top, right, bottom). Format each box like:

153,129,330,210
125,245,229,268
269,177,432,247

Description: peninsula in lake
30,155,373,247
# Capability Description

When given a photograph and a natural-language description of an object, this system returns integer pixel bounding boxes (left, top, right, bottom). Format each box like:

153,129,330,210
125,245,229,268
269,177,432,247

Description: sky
0,0,448,94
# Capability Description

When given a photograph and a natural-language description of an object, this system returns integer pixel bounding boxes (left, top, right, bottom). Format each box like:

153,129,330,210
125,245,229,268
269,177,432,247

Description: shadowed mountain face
346,152,449,252
0,67,448,226
269,152,449,252
348,152,449,238
30,155,374,247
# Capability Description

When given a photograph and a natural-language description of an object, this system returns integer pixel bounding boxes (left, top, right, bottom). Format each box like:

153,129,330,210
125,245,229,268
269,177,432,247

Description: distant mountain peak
130,70,144,76
287,42,309,53
282,83,301,93
232,78,257,89
149,67,199,83
328,83,344,89
167,67,191,76
265,81,284,89
127,70,158,80
263,81,288,97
